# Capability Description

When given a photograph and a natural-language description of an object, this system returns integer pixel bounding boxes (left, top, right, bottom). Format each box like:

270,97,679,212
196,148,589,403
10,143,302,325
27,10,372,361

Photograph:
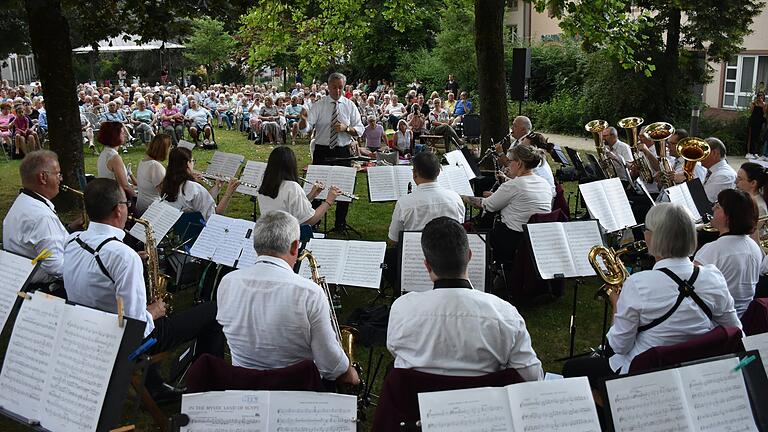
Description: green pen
732,355,757,372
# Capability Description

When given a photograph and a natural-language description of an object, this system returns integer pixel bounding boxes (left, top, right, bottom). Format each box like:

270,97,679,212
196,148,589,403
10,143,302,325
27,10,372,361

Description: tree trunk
474,0,509,153
659,7,681,119
24,0,83,211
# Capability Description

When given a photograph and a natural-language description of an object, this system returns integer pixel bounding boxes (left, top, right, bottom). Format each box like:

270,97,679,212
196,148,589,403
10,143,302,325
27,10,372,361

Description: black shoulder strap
638,267,712,333
71,236,120,284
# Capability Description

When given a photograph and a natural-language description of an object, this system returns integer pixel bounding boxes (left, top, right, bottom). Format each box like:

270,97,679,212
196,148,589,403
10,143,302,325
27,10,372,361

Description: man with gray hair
216,210,360,385
3,150,78,292
701,137,736,203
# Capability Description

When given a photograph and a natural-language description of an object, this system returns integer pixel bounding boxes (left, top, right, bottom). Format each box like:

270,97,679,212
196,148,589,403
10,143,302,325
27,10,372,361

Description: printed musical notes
526,220,602,279
0,250,36,332
302,165,358,202
189,215,257,268
236,160,268,196
444,149,477,180
297,239,386,289
665,182,702,222
181,390,356,432
367,165,413,202
0,293,125,432
205,151,245,179
579,178,637,232
437,165,474,196
127,200,183,244
400,232,487,293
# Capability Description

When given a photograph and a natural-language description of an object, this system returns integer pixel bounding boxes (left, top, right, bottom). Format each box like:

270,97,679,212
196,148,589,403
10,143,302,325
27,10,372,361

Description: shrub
519,92,588,135
698,109,751,156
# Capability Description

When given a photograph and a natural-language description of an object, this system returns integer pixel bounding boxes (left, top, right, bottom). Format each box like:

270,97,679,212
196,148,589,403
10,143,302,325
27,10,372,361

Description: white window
723,55,768,109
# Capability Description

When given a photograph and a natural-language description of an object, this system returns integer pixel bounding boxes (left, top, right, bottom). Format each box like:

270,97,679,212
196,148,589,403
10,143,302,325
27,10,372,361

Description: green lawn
0,128,606,431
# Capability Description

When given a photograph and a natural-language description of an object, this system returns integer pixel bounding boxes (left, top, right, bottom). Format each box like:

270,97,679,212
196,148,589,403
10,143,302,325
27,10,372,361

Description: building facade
0,54,37,87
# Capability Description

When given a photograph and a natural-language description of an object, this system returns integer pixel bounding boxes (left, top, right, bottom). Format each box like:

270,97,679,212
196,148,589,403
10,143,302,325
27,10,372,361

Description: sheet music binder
0,295,144,432
0,249,42,336
601,351,768,432
522,220,604,281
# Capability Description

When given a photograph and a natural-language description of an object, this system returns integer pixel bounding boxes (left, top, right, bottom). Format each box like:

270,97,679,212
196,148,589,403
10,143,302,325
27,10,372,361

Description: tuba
677,137,710,181
60,184,89,228
585,120,615,178
643,122,676,189
618,117,653,183
588,241,646,299
129,216,172,312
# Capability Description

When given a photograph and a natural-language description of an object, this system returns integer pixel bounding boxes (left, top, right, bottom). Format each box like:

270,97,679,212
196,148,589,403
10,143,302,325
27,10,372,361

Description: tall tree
474,0,509,150
184,17,237,83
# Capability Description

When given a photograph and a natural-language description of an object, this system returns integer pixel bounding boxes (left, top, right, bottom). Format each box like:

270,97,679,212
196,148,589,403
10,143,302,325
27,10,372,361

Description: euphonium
643,122,676,188
129,216,172,312
60,184,89,228
588,241,646,299
677,137,711,181
585,120,615,178
618,117,653,183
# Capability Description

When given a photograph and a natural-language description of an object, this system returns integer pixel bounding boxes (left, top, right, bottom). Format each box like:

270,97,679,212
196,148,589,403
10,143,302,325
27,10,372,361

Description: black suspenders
68,236,120,284
637,267,713,333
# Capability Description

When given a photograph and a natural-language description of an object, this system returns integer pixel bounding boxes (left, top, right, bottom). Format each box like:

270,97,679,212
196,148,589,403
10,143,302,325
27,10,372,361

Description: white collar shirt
703,159,737,203
216,256,349,380
63,222,153,336
387,285,543,380
695,235,761,317
2,191,69,283
301,96,364,147
257,181,314,225
607,140,634,163
670,156,707,181
482,175,552,232
505,142,556,195
607,257,741,373
387,182,465,242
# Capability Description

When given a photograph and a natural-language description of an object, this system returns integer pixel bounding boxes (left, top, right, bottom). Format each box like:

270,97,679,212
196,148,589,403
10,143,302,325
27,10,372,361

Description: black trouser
312,145,352,229
148,301,225,358
490,222,523,263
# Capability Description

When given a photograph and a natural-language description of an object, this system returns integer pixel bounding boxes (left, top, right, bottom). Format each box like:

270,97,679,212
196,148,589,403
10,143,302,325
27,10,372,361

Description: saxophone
60,184,89,228
129,216,172,312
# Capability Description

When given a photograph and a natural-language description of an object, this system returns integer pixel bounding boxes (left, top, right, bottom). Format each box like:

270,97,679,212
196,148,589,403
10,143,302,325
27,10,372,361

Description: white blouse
482,175,552,231
136,159,166,213
166,180,216,220
97,147,128,181
258,181,314,224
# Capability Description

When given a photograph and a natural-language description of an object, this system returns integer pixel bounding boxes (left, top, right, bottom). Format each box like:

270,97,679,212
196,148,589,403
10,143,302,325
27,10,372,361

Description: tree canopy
184,17,237,79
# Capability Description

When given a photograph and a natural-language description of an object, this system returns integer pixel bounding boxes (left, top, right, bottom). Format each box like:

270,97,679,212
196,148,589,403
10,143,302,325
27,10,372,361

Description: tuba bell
677,137,710,181
618,116,653,183
642,122,676,189
588,241,646,299
585,120,615,178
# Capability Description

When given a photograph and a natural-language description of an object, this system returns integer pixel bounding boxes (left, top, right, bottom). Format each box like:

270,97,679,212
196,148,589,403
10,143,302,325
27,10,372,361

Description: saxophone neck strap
637,266,710,333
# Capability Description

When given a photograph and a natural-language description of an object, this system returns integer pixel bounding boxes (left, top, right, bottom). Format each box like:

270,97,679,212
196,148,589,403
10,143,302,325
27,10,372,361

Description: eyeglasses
190,158,196,163
115,200,132,208
43,170,63,180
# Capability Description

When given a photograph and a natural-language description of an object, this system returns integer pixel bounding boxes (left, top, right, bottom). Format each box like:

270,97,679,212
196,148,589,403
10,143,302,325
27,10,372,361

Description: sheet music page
602,177,637,230
205,151,244,178
128,200,183,244
0,250,35,332
444,149,477,180
400,232,432,293
367,166,398,202
417,387,513,432
579,181,619,232
237,161,268,196
237,235,259,269
177,140,196,151
635,178,657,205
743,333,768,375
563,221,603,277
302,165,333,200
189,214,230,261
329,166,358,203
340,241,386,289
679,357,758,432
605,368,693,431
267,391,357,432
0,293,65,423
181,390,267,432
394,166,414,199
41,304,124,432
467,234,487,292
666,183,701,222
526,223,576,279
212,218,255,268
438,165,474,196
298,239,346,284
507,377,601,432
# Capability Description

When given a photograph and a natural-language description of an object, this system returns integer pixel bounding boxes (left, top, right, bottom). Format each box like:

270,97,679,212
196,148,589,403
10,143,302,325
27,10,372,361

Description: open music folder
578,178,637,232
302,165,358,203
189,214,257,268
399,231,488,293
436,165,474,196
0,250,38,333
205,151,245,178
0,292,144,432
180,390,357,432
297,238,386,288
524,220,603,280
444,149,477,180
663,181,702,222
236,160,268,196
603,354,768,432
367,165,414,202
743,333,768,376
127,199,183,244
416,377,601,432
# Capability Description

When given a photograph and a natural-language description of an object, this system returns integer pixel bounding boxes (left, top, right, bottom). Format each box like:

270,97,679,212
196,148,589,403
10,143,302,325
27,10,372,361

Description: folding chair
741,298,768,336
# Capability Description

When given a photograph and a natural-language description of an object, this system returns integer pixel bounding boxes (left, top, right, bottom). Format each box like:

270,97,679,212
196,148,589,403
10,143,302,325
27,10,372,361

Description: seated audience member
701,137,737,203
451,91,473,126
184,99,214,146
392,119,413,155
3,151,78,293
159,147,238,220
387,152,465,244
361,116,386,153
564,203,741,387
136,134,172,214
159,97,185,145
258,146,340,226
216,94,234,130
464,144,552,262
407,104,427,143
695,189,761,317
259,96,282,145
387,217,543,380
97,122,137,200
216,210,360,385
0,102,13,155
131,98,156,144
284,95,304,144
12,104,38,155
386,95,406,130
428,98,462,151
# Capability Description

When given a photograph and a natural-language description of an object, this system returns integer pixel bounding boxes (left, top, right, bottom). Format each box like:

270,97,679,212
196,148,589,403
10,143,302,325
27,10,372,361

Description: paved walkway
544,133,748,171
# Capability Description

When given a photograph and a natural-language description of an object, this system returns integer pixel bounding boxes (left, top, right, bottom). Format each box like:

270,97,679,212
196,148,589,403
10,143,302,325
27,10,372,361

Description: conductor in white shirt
387,217,543,380
701,137,737,203
299,72,365,232
216,210,360,386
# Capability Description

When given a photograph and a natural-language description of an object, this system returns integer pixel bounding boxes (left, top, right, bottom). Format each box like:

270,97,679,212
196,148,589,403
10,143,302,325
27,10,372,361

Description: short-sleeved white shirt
257,181,314,224
166,180,216,220
136,159,166,213
387,182,465,242
695,235,761,317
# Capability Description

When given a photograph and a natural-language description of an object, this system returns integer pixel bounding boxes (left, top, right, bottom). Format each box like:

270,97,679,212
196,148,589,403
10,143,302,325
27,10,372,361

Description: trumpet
60,184,89,228
677,137,710,181
585,120,615,178
588,241,647,299
298,177,359,200
618,117,654,183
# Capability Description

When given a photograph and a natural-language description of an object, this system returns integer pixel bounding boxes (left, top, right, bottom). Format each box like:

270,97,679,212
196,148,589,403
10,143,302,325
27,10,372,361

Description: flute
198,173,259,189
298,177,359,200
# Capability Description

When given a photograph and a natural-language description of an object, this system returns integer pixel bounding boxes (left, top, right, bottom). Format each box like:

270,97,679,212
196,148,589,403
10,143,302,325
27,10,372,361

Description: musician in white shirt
695,189,761,317
216,210,360,385
387,151,465,244
387,217,543,380
3,150,76,288
701,137,737,203
601,126,634,164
